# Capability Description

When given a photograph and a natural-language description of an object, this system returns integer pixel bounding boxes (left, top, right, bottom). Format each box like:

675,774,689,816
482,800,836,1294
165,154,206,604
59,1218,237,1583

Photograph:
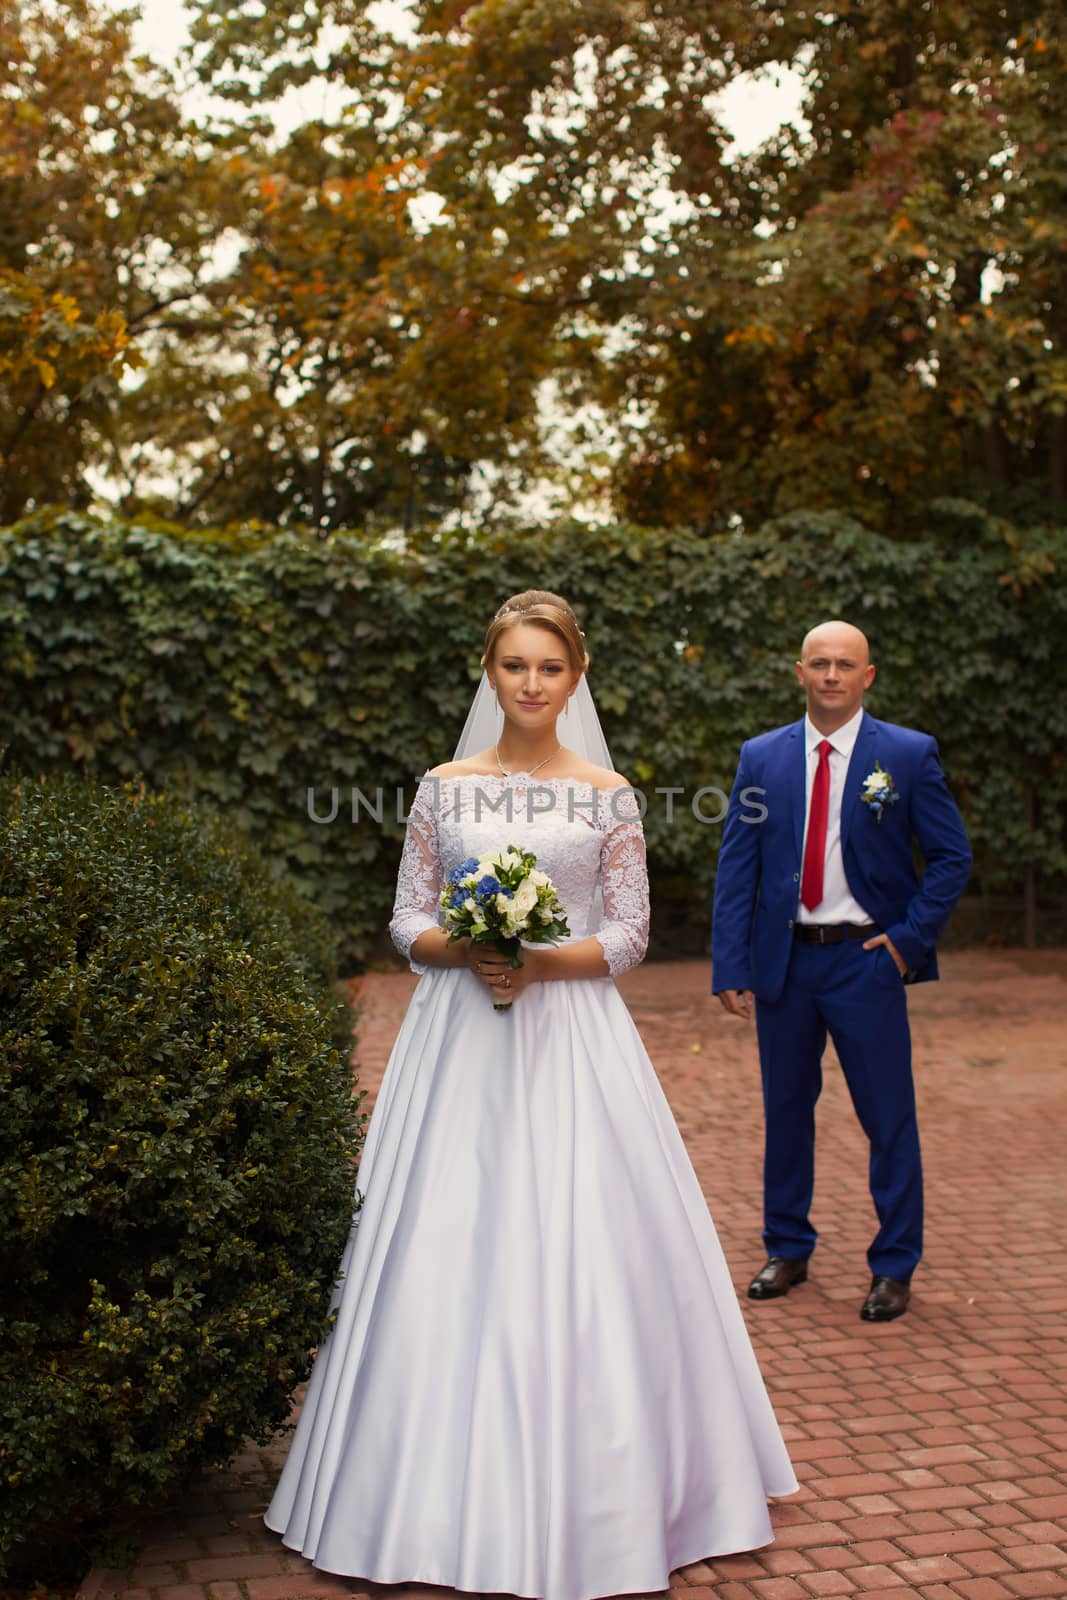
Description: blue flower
475,874,501,900
447,857,479,885
450,887,468,908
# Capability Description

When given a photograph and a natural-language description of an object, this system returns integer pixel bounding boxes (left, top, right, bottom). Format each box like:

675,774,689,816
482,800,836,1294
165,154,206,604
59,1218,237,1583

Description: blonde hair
482,590,589,675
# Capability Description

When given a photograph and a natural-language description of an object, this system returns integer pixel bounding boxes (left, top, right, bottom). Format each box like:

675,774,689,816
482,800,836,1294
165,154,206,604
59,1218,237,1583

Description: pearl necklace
495,742,561,779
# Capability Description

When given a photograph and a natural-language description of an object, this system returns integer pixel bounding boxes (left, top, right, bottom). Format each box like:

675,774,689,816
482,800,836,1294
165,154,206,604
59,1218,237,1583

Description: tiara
495,604,588,643
494,602,583,637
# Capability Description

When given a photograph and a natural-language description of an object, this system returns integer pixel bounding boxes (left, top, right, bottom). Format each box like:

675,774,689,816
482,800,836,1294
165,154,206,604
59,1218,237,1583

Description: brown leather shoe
860,1275,911,1322
748,1256,809,1299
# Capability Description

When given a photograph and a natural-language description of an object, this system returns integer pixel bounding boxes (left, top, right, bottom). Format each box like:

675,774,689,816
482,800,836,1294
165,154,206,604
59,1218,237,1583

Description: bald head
800,620,870,667
795,619,875,732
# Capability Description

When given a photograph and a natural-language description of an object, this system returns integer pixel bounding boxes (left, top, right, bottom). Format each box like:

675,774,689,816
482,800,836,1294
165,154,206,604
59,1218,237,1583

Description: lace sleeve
594,786,650,979
388,779,441,975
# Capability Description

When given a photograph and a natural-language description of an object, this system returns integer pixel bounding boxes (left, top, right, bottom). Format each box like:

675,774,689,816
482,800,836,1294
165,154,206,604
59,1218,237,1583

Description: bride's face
489,623,580,732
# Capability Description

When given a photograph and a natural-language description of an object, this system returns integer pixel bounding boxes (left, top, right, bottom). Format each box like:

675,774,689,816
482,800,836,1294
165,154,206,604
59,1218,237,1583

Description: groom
711,621,972,1321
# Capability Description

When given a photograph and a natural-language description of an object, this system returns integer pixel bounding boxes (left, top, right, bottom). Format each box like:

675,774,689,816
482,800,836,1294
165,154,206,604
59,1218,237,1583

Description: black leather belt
794,922,877,944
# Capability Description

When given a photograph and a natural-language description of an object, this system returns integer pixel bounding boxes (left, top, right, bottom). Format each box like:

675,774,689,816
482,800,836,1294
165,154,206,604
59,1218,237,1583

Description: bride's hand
464,944,531,1006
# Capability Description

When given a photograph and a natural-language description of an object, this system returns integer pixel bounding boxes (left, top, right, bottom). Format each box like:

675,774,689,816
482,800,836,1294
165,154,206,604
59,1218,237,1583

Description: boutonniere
860,761,899,821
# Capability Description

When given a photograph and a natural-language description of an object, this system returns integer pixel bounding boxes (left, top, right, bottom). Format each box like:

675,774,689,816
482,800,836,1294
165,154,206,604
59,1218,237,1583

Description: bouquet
440,845,570,1010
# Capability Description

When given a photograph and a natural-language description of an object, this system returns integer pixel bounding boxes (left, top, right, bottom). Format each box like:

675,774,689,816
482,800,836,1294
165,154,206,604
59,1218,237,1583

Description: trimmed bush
0,774,361,1579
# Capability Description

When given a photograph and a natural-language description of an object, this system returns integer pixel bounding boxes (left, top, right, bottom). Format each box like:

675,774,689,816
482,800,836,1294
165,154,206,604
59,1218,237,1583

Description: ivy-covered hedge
0,774,360,1580
1,502,1064,962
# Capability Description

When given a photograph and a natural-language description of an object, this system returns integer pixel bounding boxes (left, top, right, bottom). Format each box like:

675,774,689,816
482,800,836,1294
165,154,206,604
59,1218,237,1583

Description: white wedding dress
266,774,796,1600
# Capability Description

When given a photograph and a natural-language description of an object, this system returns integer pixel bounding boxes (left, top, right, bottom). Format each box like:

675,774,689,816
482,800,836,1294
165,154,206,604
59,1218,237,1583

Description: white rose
513,880,538,917
464,896,477,913
529,869,550,888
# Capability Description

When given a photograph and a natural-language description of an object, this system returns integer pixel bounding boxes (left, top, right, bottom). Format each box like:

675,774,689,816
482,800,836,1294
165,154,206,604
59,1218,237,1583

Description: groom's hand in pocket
716,989,754,1021
862,931,907,976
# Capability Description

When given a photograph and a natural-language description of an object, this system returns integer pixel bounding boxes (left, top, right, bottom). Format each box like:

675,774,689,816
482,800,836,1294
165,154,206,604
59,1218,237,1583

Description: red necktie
801,739,833,912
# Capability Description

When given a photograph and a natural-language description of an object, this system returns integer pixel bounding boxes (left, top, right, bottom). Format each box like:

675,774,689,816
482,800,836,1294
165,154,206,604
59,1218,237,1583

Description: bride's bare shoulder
427,750,497,780
561,755,632,790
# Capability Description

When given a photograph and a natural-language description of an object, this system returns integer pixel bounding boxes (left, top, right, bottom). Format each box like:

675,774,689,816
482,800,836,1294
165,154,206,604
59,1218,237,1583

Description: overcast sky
125,0,808,155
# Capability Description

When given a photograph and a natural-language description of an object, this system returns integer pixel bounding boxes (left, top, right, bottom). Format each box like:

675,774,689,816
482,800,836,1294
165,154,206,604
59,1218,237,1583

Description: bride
266,590,796,1599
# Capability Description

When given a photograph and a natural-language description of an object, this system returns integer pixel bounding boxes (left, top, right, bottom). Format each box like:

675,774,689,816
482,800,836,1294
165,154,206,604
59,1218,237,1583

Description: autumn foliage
1,0,1064,533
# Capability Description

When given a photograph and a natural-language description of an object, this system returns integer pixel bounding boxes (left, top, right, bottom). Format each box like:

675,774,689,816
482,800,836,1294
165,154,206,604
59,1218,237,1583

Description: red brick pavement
78,950,1067,1600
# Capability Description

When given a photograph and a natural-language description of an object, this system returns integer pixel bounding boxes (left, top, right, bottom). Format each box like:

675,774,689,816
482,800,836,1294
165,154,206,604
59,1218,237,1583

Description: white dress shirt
797,707,873,925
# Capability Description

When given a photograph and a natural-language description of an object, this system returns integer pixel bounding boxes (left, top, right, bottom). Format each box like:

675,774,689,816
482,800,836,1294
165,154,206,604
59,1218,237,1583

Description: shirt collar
805,705,865,758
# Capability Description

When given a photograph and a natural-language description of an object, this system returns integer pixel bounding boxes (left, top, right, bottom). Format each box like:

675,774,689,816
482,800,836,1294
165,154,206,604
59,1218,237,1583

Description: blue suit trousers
754,938,922,1280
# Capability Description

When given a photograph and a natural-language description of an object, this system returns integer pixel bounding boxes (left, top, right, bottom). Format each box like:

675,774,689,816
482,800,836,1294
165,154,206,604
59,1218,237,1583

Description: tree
114,122,567,531
8,0,1061,534
609,1,1067,531
0,0,225,524
182,0,1065,533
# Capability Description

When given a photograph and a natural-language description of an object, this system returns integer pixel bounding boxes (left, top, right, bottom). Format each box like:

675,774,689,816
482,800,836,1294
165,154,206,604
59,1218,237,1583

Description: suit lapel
841,712,877,853
787,720,806,859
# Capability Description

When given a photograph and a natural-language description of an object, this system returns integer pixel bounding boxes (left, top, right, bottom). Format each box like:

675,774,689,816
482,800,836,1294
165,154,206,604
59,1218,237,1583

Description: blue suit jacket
711,713,972,1004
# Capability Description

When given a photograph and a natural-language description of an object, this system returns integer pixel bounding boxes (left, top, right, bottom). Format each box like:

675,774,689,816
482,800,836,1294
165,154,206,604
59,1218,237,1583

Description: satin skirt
265,967,796,1600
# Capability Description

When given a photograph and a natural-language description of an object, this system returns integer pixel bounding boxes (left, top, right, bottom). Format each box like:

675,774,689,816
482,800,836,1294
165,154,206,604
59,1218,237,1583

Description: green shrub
0,774,361,1579
1,505,1065,954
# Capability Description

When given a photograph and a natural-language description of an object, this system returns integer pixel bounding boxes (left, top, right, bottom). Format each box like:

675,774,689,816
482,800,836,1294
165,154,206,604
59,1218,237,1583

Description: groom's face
795,624,876,728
